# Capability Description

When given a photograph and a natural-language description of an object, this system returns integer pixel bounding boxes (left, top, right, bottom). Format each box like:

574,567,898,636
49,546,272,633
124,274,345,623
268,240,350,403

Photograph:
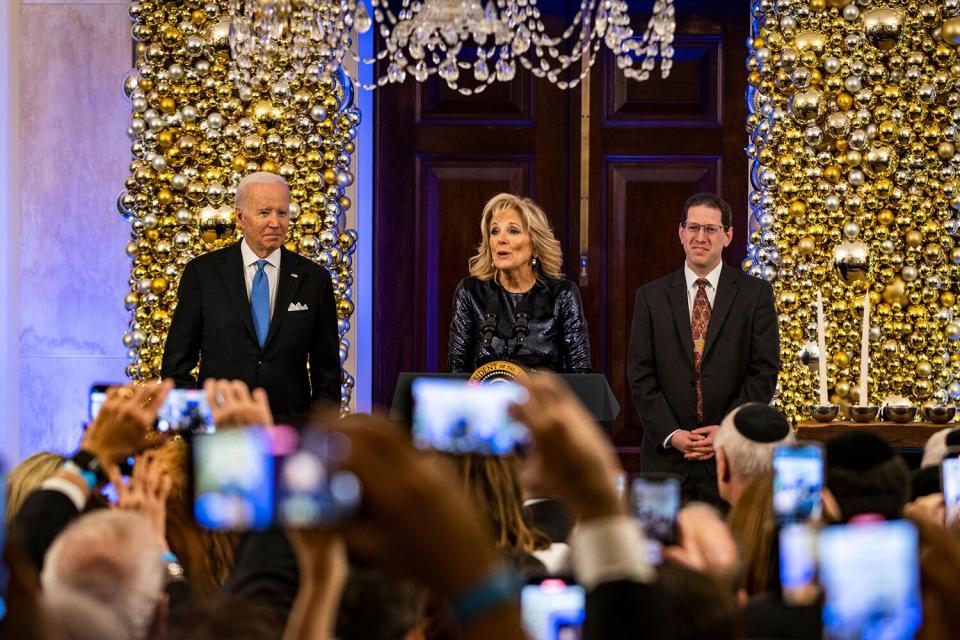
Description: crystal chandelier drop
228,0,677,95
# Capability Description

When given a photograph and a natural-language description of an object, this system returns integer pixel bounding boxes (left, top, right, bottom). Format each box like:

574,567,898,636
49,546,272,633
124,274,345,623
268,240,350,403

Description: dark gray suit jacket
161,242,341,421
627,263,779,475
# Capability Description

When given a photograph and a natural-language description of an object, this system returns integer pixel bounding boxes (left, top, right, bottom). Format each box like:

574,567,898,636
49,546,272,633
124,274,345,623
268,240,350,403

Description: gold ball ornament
789,89,825,124
862,8,905,51
862,144,898,178
832,241,870,284
941,17,960,45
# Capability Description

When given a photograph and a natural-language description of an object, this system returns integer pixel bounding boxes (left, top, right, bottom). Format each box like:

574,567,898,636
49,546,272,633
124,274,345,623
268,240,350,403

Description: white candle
859,291,870,406
817,290,829,405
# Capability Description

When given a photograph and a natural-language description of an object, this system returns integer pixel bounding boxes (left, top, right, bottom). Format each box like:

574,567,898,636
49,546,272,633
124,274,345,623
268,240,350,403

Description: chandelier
227,0,677,95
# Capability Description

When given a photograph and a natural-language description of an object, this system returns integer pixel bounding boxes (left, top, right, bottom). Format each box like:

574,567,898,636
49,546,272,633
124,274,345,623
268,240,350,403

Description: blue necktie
251,259,269,347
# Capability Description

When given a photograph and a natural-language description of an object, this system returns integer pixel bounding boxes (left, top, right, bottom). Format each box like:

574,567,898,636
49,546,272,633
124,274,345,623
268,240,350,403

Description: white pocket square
288,302,309,311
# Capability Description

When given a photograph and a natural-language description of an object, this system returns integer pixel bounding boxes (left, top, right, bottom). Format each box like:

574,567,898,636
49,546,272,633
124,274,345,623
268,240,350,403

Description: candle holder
808,404,839,423
848,405,879,423
922,405,956,425
884,405,918,423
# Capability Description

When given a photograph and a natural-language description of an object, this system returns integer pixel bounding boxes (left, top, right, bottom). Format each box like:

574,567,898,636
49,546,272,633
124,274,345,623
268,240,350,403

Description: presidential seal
469,360,529,384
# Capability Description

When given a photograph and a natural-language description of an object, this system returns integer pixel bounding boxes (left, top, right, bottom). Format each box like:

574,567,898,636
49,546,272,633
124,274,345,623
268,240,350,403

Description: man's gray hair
41,510,165,640
43,589,127,640
714,412,794,478
235,171,289,210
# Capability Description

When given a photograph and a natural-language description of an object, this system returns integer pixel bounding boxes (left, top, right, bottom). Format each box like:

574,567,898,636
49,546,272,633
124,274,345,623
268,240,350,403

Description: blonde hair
451,454,550,553
727,472,775,596
468,193,564,281
152,440,237,595
6,451,65,523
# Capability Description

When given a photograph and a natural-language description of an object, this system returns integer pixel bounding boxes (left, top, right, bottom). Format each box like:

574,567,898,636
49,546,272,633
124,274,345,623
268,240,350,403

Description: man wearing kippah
628,193,780,506
713,403,793,507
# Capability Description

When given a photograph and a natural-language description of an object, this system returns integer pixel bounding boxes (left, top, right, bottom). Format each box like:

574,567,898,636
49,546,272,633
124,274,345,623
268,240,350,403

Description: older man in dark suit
161,172,341,423
627,193,779,506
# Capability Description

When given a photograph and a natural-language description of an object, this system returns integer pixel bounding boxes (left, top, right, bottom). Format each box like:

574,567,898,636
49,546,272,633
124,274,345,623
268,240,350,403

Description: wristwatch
69,450,109,488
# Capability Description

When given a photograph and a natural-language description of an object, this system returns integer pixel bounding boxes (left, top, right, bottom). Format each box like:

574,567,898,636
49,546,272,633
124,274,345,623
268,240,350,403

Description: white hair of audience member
921,427,955,468
43,588,127,640
41,510,166,640
235,171,289,210
713,412,794,478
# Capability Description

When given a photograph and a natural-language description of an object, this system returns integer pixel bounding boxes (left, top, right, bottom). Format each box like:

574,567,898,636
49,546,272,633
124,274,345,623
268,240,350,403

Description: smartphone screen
818,520,922,640
942,456,960,530
521,579,585,640
88,383,111,422
629,473,681,549
779,523,819,607
193,426,276,531
773,443,824,525
411,379,529,455
277,429,361,527
193,425,361,531
157,389,215,434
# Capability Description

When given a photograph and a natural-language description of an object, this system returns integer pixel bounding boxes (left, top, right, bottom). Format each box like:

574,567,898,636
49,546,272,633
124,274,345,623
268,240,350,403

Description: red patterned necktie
691,278,712,424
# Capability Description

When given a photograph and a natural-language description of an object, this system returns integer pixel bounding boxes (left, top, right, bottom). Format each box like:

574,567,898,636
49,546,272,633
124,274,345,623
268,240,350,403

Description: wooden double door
372,1,749,462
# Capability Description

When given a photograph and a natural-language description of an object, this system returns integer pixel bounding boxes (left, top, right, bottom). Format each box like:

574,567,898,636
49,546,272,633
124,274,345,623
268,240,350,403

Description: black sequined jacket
447,276,592,373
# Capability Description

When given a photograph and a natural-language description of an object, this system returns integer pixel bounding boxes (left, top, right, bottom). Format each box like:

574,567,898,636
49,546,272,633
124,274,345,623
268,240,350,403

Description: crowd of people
3,373,960,640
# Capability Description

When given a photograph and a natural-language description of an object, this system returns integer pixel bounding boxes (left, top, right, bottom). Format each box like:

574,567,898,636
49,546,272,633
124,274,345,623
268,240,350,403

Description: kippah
945,428,960,448
826,432,895,471
730,403,789,443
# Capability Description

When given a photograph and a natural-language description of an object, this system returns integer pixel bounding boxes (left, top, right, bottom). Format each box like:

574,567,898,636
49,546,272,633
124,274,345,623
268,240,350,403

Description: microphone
481,312,499,349
513,299,532,349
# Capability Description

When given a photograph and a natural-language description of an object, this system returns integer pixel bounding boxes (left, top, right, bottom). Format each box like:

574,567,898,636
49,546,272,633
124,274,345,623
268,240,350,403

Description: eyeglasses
683,223,727,236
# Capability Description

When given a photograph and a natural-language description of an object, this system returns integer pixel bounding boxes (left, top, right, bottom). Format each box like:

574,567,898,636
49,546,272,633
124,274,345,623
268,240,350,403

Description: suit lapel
667,269,695,367
218,244,259,345
264,248,303,350
703,264,739,361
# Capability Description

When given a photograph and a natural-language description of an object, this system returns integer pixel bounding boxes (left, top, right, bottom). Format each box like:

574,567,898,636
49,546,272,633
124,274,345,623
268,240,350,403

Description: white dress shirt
664,262,724,448
683,261,722,318
240,239,281,319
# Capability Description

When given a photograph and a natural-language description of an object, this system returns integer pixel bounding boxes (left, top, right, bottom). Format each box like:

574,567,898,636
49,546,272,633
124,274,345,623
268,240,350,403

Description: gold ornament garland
747,0,960,421
119,0,358,409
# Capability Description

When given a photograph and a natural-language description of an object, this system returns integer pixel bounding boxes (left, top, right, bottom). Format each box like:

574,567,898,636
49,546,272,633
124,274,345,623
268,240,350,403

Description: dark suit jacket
627,263,779,475
160,242,341,420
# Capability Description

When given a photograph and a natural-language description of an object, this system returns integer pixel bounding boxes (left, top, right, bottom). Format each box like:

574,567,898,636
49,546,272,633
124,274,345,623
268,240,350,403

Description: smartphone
157,389,215,434
942,456,960,530
88,383,112,422
521,578,585,640
411,378,530,455
779,523,819,607
629,473,681,547
773,443,824,525
818,520,922,640
277,428,362,527
192,425,360,532
87,383,134,476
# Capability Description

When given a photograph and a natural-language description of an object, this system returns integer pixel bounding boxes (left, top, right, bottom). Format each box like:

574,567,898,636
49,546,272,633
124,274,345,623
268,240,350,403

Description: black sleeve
724,281,780,415
221,530,300,620
11,490,82,571
627,288,681,445
309,266,342,406
161,260,203,388
447,280,477,373
584,580,669,640
558,281,592,372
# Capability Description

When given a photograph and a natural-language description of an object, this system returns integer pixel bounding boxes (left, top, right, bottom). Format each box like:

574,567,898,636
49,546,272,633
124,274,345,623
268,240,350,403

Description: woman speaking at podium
447,193,592,374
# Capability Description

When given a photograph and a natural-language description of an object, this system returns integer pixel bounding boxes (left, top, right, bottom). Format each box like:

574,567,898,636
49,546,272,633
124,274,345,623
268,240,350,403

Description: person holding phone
713,403,792,508
447,193,591,374
627,193,779,506
161,172,341,424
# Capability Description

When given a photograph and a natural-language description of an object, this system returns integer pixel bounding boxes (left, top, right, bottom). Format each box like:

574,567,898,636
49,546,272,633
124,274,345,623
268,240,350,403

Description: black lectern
390,372,620,433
